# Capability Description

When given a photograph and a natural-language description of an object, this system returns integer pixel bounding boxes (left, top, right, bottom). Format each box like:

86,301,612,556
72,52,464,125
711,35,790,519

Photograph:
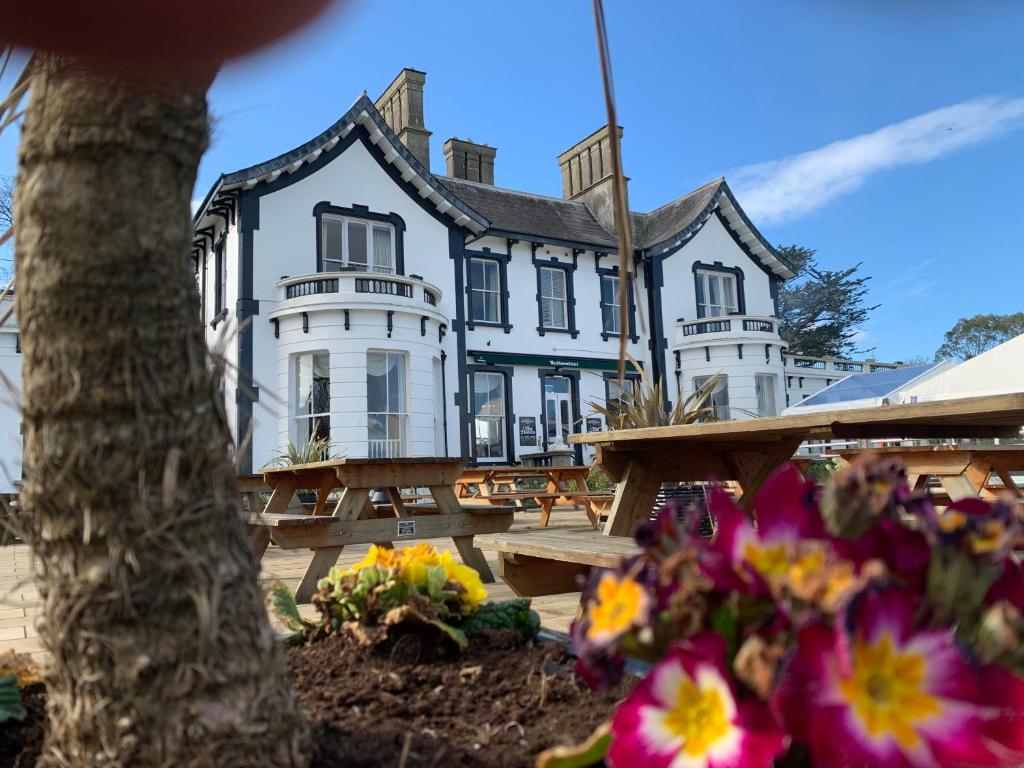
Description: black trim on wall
466,363,516,466
595,264,639,343
645,255,668,395
692,261,746,318
532,246,579,338
313,201,407,275
536,368,583,465
213,236,225,315
769,276,782,318
235,190,261,473
601,371,641,425
450,228,471,461
464,241,513,333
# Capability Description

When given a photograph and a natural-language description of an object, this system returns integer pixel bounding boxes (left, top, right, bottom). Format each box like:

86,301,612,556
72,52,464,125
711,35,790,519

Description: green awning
468,350,639,372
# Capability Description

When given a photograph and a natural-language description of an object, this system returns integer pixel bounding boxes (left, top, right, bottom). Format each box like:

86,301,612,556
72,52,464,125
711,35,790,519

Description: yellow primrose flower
346,544,402,574
440,552,488,608
585,572,650,646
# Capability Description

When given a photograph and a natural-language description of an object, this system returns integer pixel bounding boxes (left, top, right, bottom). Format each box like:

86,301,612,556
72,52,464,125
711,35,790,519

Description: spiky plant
587,356,721,430
268,426,332,467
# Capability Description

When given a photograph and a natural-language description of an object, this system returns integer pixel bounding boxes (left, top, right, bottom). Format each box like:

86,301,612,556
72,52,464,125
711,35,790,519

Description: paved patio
0,508,588,661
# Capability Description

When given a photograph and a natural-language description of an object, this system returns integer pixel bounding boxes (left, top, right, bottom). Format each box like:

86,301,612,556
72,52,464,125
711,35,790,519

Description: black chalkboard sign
519,416,537,446
586,417,603,433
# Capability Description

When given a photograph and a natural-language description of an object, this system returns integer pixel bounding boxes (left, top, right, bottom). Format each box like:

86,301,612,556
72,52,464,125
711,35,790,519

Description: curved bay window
294,352,331,445
367,351,407,458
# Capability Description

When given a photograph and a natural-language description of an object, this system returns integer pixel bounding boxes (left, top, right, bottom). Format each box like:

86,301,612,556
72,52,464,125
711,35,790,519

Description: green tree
776,245,878,358
934,313,1024,361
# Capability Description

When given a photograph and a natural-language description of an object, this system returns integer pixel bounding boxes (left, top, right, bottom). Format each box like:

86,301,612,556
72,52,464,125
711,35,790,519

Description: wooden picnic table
837,444,1024,501
571,393,1024,537
455,465,610,528
254,458,513,601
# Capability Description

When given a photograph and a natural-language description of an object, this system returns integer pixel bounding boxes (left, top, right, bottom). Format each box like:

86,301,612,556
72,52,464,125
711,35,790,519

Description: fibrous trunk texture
14,55,309,767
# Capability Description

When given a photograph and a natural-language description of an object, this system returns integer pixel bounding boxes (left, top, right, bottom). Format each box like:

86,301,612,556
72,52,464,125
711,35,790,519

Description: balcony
784,355,899,375
674,314,782,348
271,272,445,322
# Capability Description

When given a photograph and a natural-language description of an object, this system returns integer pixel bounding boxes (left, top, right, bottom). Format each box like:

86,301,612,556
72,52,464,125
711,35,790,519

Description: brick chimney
375,68,432,169
443,138,497,185
556,125,626,233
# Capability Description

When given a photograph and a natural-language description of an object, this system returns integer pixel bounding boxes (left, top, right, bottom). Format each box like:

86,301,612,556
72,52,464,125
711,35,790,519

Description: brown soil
288,629,633,768
1,632,631,768
0,683,46,767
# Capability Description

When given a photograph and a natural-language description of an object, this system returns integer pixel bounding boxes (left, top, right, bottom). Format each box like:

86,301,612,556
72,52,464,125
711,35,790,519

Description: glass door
543,376,572,448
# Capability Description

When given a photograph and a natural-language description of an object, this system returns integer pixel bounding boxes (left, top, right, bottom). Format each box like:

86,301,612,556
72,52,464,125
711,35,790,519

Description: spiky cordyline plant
267,427,332,467
587,356,722,430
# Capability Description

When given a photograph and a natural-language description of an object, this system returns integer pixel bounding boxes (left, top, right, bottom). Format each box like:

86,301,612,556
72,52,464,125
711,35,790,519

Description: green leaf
0,675,26,724
427,619,468,649
536,722,611,768
270,583,311,636
461,599,541,639
711,602,739,661
425,564,448,602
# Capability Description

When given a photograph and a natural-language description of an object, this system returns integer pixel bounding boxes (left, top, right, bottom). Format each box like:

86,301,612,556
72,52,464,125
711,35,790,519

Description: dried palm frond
586,356,722,430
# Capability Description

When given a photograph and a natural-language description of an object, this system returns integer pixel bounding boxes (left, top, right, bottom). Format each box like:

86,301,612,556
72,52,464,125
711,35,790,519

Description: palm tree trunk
14,54,309,767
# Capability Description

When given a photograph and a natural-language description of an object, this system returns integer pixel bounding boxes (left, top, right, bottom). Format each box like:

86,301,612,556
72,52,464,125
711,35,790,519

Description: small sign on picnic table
519,416,537,446
586,417,603,433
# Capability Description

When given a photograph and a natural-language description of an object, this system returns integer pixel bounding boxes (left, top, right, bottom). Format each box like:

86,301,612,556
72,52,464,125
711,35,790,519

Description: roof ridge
641,177,724,217
439,176,592,207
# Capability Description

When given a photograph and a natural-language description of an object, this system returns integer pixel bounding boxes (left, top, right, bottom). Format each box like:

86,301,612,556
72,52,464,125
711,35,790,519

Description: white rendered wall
0,299,20,491
675,343,786,420
247,138,460,468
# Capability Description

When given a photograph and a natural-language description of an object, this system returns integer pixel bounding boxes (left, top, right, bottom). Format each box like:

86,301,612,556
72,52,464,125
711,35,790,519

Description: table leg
604,460,662,537
250,527,271,560
387,487,410,517
331,486,371,520
295,546,345,603
538,497,555,528
429,484,495,583
311,475,339,516
992,460,1022,497
263,477,297,515
734,438,804,510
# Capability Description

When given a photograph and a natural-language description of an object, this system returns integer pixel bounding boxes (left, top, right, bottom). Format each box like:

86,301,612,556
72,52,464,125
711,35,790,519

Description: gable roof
193,95,488,235
632,179,795,279
437,177,616,249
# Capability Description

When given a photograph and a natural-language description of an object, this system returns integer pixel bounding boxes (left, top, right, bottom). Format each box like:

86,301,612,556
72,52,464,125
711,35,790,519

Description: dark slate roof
634,178,723,250
437,177,617,249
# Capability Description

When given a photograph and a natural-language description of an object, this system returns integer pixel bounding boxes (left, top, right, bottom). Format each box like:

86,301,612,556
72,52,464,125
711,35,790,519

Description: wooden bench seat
475,526,639,596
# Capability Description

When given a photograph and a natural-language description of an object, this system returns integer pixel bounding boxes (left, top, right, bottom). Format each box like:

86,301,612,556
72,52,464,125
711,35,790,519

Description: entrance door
543,376,573,448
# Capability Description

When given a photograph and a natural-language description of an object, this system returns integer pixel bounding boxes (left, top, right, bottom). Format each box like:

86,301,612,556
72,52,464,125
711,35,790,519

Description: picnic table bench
455,465,610,527
250,458,514,602
838,444,1024,502
475,526,639,596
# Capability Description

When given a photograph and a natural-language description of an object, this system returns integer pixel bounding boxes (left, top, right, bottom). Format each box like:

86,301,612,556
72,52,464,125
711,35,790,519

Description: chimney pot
375,68,432,169
443,137,497,185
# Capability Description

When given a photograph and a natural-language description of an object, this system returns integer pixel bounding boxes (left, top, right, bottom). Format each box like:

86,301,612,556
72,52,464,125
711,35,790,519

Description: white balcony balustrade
274,272,443,316
674,314,782,347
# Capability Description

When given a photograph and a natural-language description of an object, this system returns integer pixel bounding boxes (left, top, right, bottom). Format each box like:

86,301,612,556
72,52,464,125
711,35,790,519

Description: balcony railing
783,355,901,375
275,272,444,310
676,314,780,342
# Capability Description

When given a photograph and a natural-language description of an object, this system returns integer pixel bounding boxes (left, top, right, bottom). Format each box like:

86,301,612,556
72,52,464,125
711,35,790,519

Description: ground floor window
473,372,507,461
694,375,730,421
367,351,406,458
755,373,778,417
294,352,331,446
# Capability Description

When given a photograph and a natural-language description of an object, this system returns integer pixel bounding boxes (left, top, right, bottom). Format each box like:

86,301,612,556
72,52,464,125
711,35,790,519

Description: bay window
693,375,730,421
367,351,407,458
294,352,331,445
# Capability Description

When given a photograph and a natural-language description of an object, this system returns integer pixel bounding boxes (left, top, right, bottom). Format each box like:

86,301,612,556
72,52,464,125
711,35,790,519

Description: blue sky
3,0,1023,361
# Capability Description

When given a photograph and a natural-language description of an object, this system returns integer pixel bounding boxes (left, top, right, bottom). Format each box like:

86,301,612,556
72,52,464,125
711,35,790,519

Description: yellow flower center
743,541,791,578
661,677,731,757
837,633,941,749
585,573,647,642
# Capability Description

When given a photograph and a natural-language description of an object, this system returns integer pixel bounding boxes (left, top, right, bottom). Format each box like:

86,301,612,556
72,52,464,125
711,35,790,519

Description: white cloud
731,96,1024,225
191,199,203,215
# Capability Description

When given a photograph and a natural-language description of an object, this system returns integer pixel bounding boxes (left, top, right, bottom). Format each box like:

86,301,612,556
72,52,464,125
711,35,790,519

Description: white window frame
366,351,407,458
470,257,502,324
321,214,395,274
695,270,738,318
755,373,778,417
540,266,568,330
292,351,331,446
601,274,621,335
694,375,730,421
472,371,507,461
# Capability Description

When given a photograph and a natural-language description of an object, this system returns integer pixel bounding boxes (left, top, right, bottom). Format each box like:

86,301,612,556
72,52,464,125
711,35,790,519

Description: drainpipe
440,351,449,456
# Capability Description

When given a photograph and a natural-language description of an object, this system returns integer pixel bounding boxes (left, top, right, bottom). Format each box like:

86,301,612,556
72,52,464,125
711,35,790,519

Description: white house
0,68,814,484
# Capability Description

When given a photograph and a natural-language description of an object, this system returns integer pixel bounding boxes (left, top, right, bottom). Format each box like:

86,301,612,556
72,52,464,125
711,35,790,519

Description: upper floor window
695,269,737,318
470,258,502,324
600,274,621,335
539,266,568,330
321,214,394,274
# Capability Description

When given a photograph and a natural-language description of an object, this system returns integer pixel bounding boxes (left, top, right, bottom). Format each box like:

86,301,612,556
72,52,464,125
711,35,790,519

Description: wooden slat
246,513,334,528
270,510,514,550
475,526,639,568
570,394,1024,447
